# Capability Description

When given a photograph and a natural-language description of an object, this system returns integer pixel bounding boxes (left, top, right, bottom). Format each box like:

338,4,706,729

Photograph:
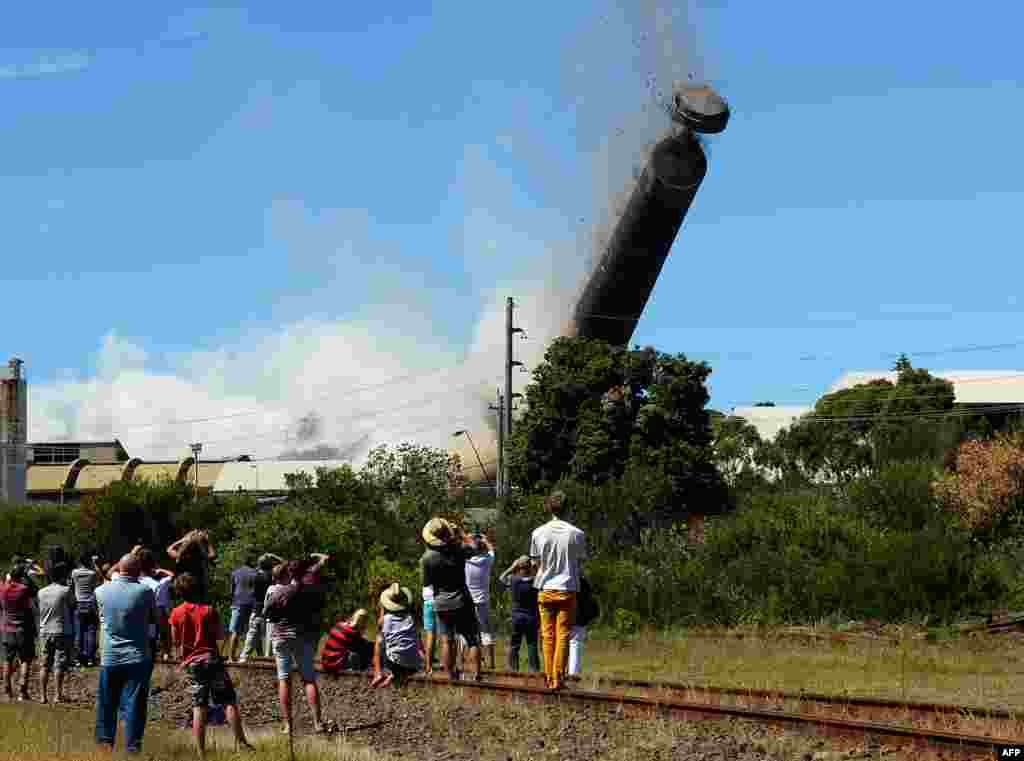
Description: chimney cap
671,83,729,134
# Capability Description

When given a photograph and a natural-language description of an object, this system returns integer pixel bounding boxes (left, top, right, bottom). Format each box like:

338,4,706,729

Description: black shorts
436,605,480,648
183,656,238,707
1,632,36,664
382,654,419,679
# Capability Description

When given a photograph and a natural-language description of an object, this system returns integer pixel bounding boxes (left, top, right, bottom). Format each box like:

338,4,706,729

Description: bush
845,460,943,531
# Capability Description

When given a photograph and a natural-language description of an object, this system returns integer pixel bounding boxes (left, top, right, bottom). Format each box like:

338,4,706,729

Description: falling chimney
569,84,729,346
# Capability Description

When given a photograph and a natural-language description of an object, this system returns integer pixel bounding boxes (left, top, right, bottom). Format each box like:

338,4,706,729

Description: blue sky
6,2,1023,460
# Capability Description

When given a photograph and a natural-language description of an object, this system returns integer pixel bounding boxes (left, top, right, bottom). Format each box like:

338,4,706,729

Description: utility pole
506,297,524,497
489,390,504,499
190,442,202,502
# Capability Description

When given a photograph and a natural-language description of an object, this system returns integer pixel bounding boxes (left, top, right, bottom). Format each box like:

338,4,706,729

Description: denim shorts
273,636,317,682
228,606,253,635
422,599,435,632
474,601,494,646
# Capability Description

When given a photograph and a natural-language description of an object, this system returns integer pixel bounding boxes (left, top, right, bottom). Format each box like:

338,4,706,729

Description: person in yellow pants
529,491,588,691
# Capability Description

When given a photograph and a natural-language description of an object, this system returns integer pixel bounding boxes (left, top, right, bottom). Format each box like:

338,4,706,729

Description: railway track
154,658,1022,756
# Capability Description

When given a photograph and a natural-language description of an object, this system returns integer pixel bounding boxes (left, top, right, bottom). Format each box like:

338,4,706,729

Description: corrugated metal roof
26,465,68,491
829,369,1024,405
75,464,126,490
212,461,351,492
182,462,225,489
133,463,182,484
732,406,811,442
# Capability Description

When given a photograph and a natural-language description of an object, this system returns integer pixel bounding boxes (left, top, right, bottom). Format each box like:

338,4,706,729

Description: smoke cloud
26,1,706,471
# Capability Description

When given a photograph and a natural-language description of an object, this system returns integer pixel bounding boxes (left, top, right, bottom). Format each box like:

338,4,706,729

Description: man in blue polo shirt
95,554,156,754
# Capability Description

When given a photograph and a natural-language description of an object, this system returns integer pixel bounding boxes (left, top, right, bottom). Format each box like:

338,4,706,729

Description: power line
141,380,486,455
573,312,1024,362
738,403,1024,425
100,366,464,433
728,372,1024,409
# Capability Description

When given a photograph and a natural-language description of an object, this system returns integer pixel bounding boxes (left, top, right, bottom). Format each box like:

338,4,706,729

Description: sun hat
421,517,455,546
350,609,369,630
380,583,412,613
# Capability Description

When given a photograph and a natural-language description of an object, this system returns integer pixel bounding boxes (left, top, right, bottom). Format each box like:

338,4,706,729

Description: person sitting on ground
1,562,39,701
37,562,76,704
169,572,254,758
238,553,281,663
321,609,374,674
167,530,216,602
420,518,482,681
226,554,260,663
370,584,422,688
499,556,541,673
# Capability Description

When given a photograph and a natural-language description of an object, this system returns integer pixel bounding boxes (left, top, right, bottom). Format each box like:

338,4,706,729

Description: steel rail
183,658,1019,721
153,659,1020,754
485,669,1021,722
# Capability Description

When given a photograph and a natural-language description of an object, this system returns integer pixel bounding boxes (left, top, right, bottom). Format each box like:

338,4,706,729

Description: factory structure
1,358,27,503
23,444,352,505
733,370,1024,443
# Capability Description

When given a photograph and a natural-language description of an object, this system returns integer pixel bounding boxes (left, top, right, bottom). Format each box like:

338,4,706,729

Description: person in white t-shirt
463,532,496,670
529,490,587,691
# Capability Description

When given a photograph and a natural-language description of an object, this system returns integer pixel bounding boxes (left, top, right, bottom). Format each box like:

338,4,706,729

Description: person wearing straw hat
419,518,482,681
370,584,421,688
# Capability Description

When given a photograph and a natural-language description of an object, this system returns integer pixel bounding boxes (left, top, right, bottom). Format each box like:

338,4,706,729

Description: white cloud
26,0,708,470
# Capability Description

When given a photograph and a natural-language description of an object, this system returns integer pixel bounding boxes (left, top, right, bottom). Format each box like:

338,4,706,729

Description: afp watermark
997,746,1024,758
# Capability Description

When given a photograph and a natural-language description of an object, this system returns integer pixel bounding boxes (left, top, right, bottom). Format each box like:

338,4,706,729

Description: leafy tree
774,359,958,482
359,442,462,534
712,415,764,487
506,336,730,520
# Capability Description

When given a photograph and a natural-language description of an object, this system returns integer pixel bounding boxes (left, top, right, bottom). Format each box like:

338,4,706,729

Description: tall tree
775,359,958,481
506,336,730,520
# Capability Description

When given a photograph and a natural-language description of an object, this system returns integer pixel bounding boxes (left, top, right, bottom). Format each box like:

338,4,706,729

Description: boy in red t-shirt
169,573,254,758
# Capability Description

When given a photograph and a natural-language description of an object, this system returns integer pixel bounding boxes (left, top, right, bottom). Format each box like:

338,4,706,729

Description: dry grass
549,628,1024,709
0,703,393,761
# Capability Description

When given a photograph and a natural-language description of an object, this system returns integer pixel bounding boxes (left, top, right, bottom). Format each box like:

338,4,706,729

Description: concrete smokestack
1,358,27,504
569,83,729,346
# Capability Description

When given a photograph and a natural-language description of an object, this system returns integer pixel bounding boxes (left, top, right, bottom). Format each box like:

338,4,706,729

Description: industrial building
25,449,355,505
1,358,27,504
734,369,1024,442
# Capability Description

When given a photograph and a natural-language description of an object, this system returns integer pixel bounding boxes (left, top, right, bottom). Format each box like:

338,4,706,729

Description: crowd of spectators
0,488,594,755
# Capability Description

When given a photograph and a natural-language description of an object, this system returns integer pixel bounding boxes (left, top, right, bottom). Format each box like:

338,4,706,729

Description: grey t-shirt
38,582,75,636
381,613,421,670
71,567,101,609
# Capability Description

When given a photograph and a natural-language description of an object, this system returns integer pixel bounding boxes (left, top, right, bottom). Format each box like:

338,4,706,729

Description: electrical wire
138,380,488,455
737,403,1024,425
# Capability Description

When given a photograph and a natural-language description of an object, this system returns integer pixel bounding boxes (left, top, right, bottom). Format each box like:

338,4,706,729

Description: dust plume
26,1,709,475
